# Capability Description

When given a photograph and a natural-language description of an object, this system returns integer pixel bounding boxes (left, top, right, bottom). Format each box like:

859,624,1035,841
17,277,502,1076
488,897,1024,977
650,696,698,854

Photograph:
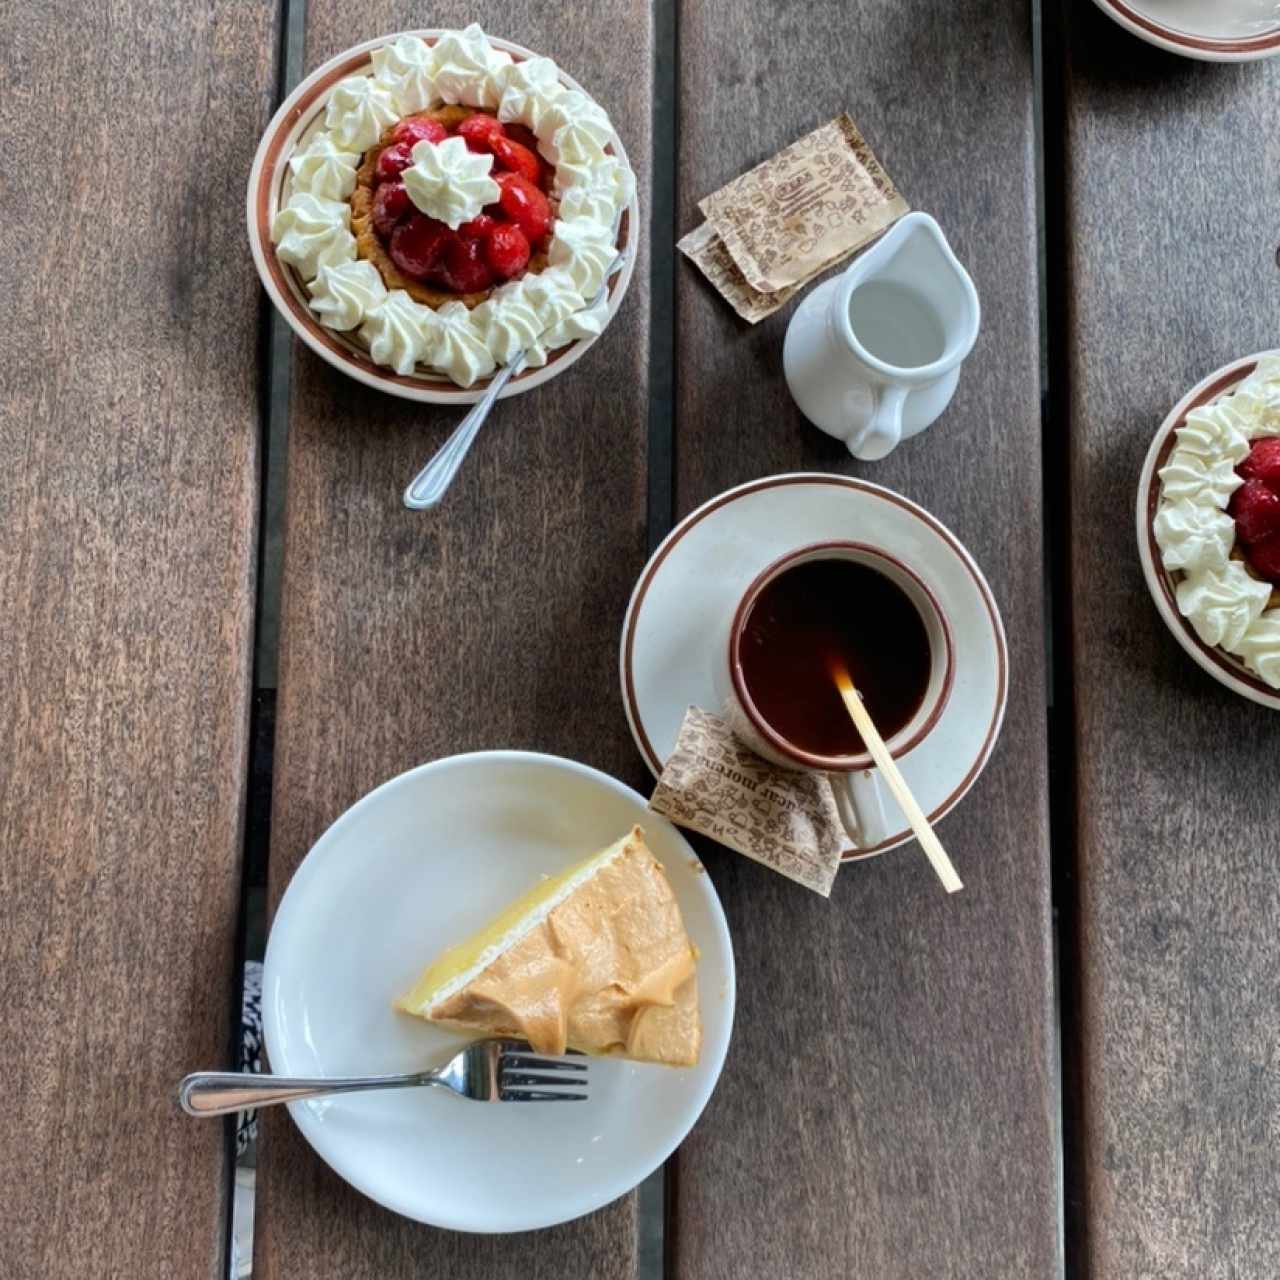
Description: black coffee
738,558,931,758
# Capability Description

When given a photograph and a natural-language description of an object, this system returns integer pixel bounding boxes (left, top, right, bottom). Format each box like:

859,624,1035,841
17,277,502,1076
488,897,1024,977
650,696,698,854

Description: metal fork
402,247,631,511
177,1038,588,1115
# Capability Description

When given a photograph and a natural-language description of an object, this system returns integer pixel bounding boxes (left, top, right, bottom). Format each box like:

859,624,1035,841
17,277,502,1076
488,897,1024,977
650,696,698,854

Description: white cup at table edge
712,541,956,850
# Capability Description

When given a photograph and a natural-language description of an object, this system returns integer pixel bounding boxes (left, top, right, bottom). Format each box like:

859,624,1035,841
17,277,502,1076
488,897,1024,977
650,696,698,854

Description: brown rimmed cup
714,541,955,849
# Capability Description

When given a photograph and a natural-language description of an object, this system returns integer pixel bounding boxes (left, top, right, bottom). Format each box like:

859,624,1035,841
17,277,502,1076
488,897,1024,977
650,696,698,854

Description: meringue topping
396,827,701,1067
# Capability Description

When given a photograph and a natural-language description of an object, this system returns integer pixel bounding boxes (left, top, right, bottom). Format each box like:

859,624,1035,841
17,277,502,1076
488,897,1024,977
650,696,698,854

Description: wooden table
3,2,1277,1276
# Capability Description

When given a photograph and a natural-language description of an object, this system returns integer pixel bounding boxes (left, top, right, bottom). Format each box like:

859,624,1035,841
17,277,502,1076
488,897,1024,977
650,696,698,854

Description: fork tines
498,1043,589,1102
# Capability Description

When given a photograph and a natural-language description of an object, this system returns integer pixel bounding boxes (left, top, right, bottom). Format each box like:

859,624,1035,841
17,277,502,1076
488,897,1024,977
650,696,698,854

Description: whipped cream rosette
402,136,499,229
1154,356,1280,688
272,194,356,277
325,76,399,152
307,260,387,331
430,25,513,109
358,290,438,375
371,35,438,114
268,24,633,388
288,133,360,201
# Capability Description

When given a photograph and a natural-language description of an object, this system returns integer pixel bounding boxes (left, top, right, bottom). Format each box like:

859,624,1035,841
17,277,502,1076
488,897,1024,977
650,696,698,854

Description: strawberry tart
269,25,634,387
1153,355,1280,687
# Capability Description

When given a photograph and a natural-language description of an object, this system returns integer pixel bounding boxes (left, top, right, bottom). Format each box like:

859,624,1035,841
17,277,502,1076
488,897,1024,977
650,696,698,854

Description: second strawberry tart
1154,355,1280,688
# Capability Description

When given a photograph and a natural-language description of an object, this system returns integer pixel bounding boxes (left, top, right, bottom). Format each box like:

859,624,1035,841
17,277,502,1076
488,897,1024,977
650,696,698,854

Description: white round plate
246,30,640,404
262,752,733,1232
1091,0,1280,60
620,473,1009,860
1136,350,1280,710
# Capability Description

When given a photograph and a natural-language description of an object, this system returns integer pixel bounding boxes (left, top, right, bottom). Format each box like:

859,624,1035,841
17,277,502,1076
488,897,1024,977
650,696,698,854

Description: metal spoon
402,249,630,511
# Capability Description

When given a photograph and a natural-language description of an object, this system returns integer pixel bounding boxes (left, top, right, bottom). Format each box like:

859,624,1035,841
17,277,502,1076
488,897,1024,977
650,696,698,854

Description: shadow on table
1058,1,1254,104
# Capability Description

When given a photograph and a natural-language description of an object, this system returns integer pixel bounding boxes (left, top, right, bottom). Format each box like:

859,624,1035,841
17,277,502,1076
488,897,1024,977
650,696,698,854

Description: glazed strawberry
1246,535,1280,585
494,172,552,243
389,214,453,280
391,118,447,147
491,136,542,185
1238,438,1280,490
457,113,505,153
440,236,495,292
484,222,531,279
376,142,414,183
372,179,412,238
1229,478,1280,544
458,213,498,240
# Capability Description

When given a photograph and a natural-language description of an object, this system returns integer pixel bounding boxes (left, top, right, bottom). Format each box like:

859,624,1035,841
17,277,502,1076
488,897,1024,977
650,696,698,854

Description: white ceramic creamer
783,212,980,461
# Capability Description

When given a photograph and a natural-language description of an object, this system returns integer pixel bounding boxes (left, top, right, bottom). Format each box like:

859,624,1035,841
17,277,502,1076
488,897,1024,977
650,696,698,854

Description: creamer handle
847,384,907,460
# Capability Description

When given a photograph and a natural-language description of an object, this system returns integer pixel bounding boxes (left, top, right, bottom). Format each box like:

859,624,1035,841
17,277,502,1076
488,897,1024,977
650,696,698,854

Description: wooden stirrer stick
831,660,963,894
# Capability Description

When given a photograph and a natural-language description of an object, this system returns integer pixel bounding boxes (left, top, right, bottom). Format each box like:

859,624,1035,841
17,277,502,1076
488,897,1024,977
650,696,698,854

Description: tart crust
350,106,552,309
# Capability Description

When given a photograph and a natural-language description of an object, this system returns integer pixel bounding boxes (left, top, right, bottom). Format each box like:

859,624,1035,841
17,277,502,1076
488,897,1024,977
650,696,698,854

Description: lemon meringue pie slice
395,827,701,1066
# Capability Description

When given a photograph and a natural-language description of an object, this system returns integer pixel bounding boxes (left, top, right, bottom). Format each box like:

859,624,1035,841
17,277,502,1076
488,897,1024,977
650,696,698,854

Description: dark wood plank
671,3,1058,1276
0,0,277,1274
1056,7,1280,1275
256,4,652,1275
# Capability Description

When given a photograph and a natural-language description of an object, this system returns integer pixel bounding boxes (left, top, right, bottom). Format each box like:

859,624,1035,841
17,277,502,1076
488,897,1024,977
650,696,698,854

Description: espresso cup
713,541,955,851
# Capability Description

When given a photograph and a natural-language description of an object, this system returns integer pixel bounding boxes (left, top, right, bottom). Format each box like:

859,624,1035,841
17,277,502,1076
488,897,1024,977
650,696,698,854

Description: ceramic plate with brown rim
1092,0,1280,61
246,28,640,404
1137,351,1280,709
619,473,1009,862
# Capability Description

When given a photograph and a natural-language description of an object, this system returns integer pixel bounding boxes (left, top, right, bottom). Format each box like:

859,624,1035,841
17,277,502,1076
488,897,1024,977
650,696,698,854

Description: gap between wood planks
1035,2,1080,1277
224,0,304,1274
642,9,679,1277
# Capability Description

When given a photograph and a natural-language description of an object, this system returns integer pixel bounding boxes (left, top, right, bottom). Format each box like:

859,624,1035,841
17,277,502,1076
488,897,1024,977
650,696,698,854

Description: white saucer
620,474,1009,860
262,752,734,1233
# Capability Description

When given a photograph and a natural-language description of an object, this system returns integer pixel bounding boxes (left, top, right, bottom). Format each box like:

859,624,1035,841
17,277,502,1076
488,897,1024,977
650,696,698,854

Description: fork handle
402,357,522,510
178,1070,437,1117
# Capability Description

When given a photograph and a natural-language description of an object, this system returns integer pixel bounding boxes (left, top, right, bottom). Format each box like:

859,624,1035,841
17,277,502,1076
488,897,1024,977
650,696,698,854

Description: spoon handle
403,246,632,511
178,1069,437,1116
402,357,523,510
